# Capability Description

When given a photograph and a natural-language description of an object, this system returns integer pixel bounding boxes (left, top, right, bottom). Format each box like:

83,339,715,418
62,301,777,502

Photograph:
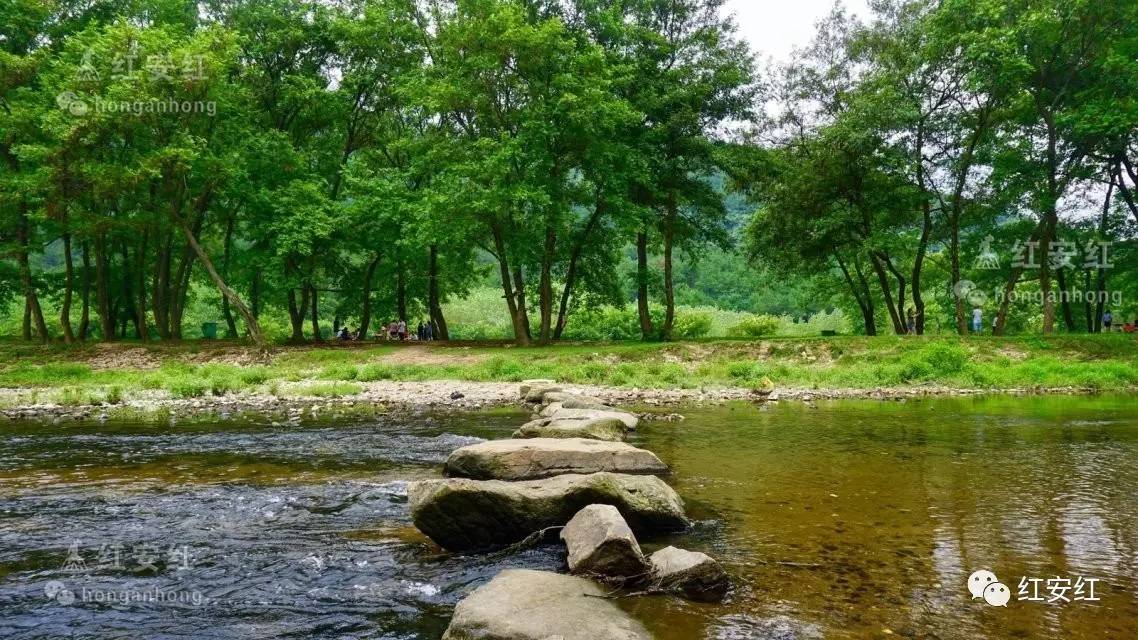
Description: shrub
166,376,208,398
727,314,782,338
239,367,271,385
726,360,757,379
104,386,123,404
357,363,395,381
672,311,713,339
300,382,363,397
918,342,970,374
318,364,358,380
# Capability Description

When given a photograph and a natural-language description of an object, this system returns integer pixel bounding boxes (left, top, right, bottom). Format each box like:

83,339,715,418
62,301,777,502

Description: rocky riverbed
0,378,1112,424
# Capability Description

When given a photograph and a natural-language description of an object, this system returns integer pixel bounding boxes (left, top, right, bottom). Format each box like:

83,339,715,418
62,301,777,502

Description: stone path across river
407,380,729,639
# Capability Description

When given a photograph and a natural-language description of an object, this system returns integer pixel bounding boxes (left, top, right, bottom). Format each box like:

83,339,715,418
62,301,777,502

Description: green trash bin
201,322,218,339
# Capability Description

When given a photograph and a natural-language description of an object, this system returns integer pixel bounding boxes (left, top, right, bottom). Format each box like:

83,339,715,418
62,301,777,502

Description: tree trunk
870,252,905,334
1118,158,1138,224
359,252,380,340
883,253,909,334
95,232,114,341
950,212,966,334
308,283,322,342
912,138,931,335
16,198,49,342
538,227,556,344
553,193,605,340
136,230,149,340
118,242,140,339
78,241,91,340
396,255,407,322
1093,174,1114,332
491,223,529,346
287,286,308,343
427,245,449,340
169,214,203,340
178,219,266,349
636,231,653,340
1056,268,1076,332
220,216,238,338
1039,115,1060,334
512,266,532,342
22,299,31,341
661,196,676,341
1083,269,1096,332
251,269,261,320
994,268,1023,336
152,234,172,339
60,229,76,343
948,107,989,335
837,254,876,336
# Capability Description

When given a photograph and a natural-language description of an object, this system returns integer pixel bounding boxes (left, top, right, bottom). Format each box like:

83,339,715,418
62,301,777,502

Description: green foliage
727,314,782,338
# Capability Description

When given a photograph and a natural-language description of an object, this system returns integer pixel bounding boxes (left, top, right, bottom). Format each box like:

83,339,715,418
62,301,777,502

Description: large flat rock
513,417,628,441
445,438,668,481
442,569,653,640
409,472,688,552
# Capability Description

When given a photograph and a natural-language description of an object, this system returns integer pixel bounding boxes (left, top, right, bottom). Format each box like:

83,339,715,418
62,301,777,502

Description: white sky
725,0,870,64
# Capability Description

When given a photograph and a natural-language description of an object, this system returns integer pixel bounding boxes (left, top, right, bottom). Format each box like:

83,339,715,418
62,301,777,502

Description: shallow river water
1,395,1136,639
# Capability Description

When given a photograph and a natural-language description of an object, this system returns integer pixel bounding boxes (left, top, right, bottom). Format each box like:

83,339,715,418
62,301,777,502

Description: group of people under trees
333,319,437,343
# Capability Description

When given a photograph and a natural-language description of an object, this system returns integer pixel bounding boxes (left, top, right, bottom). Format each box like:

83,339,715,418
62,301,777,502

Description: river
1,396,1135,639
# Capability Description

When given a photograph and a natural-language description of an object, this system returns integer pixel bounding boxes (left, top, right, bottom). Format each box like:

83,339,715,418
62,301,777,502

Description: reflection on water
1,396,1136,639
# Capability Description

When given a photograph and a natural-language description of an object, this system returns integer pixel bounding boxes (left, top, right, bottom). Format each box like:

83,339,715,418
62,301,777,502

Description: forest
2,0,1137,348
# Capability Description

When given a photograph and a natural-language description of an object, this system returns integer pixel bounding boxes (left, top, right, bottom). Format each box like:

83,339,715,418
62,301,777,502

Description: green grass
0,335,1134,407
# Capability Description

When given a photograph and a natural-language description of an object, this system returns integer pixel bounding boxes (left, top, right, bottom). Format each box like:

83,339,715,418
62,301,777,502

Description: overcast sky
725,0,870,64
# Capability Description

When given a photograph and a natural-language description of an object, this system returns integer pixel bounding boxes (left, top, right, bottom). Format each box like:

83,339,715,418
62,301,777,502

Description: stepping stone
513,417,628,442
442,569,652,640
409,472,688,552
649,546,730,602
445,438,669,481
543,407,639,430
519,380,561,403
561,504,650,580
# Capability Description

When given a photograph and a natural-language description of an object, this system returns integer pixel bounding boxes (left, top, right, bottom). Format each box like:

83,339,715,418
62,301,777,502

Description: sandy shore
0,379,1117,423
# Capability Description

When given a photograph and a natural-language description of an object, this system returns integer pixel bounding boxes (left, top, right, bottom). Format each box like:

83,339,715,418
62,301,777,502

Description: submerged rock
649,546,729,602
445,438,669,481
513,417,628,442
561,504,650,580
409,473,687,552
442,569,652,640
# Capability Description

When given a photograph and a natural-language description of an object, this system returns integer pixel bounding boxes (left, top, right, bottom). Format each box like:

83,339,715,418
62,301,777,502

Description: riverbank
0,335,1135,422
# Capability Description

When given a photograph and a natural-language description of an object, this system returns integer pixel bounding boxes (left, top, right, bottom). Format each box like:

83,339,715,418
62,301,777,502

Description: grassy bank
0,335,1136,407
